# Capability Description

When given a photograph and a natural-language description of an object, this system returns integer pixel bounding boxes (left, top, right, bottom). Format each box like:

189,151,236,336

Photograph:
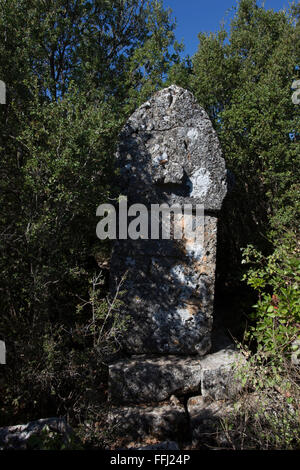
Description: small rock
291,339,300,366
0,340,5,364
0,417,73,450
169,395,181,407
136,441,179,450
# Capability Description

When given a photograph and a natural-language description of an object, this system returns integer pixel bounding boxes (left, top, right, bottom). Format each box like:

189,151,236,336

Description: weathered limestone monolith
110,85,227,356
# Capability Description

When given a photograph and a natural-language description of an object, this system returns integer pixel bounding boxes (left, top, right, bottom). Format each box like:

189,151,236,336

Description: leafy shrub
221,352,300,450
0,272,126,427
218,231,300,451
241,232,300,361
0,0,181,430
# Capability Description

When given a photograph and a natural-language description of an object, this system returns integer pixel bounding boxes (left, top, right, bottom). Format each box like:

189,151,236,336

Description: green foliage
75,272,128,350
168,0,300,344
0,0,299,450
177,6,300,450
122,0,184,113
221,351,300,450
241,233,299,359
26,425,83,450
0,0,179,427
176,0,300,265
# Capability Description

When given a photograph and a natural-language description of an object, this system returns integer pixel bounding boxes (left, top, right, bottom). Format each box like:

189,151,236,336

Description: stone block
108,349,243,405
200,349,244,400
109,355,202,404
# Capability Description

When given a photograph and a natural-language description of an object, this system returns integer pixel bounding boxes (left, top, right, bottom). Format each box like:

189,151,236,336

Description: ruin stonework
110,85,227,356
108,86,241,445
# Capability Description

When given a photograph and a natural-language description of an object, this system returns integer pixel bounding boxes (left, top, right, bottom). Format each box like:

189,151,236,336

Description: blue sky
163,0,294,57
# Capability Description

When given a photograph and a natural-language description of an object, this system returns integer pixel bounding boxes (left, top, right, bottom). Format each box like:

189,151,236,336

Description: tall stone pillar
110,85,227,357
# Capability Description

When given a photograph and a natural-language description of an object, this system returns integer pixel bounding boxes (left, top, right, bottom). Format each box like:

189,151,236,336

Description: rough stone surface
187,395,233,447
0,417,73,450
110,85,227,356
135,441,180,450
109,355,202,404
200,348,244,400
115,85,227,210
109,348,242,405
0,340,5,364
106,87,236,440
169,395,181,407
108,403,188,442
291,338,300,366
